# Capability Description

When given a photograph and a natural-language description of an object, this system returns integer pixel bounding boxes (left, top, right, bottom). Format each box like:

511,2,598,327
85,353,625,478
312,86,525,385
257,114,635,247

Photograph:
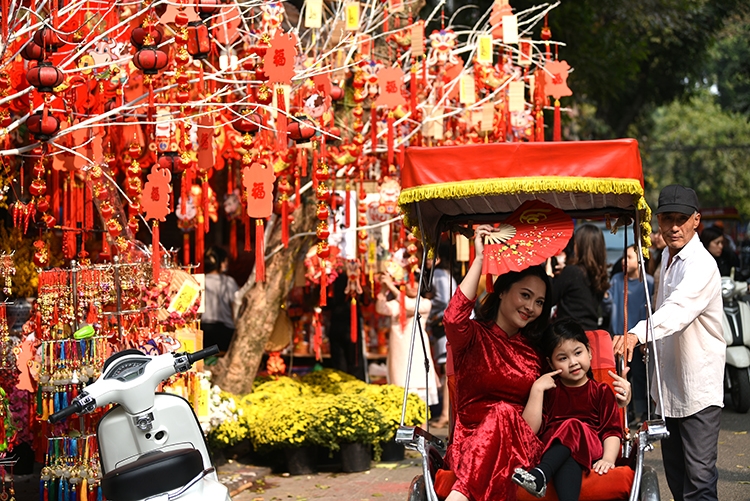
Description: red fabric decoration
387,112,395,166
553,99,561,142
276,86,288,150
152,220,160,280
480,200,573,283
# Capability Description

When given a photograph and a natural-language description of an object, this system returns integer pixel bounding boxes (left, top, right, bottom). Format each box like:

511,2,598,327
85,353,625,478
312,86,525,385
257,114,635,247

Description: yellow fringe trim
399,176,653,256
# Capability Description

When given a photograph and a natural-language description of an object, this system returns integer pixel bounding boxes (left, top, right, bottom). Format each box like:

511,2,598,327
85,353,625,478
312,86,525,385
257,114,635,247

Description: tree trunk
212,200,316,394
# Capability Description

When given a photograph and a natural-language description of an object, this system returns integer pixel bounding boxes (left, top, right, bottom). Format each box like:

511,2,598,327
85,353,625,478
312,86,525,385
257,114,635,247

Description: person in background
608,245,654,425
326,271,369,381
615,184,724,501
376,268,439,407
201,246,240,354
513,319,622,500
700,224,740,277
647,229,667,303
548,224,610,330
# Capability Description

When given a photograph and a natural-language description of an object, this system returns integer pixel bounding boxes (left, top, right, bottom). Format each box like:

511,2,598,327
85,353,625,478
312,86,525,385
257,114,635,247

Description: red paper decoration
375,66,406,108
263,30,298,84
544,60,573,99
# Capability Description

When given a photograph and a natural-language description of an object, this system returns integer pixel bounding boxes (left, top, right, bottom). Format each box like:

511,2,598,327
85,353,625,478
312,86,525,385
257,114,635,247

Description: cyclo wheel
407,474,427,501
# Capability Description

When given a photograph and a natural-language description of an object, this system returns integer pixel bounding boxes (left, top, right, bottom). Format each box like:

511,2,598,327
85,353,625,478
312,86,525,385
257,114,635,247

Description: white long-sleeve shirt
629,233,725,418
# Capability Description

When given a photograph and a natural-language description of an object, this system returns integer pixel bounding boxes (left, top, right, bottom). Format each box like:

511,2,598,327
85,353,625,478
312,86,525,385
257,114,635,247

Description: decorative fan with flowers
481,200,573,291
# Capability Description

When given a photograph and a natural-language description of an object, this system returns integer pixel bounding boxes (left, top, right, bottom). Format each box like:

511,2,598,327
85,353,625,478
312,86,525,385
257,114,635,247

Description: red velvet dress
540,379,622,472
443,289,544,501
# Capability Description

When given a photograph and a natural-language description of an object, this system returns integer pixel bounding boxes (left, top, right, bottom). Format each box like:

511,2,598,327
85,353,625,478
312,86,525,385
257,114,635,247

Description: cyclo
394,139,666,501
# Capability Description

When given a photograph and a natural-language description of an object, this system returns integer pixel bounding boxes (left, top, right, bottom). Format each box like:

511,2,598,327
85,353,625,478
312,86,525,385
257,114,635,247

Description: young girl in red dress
513,319,622,500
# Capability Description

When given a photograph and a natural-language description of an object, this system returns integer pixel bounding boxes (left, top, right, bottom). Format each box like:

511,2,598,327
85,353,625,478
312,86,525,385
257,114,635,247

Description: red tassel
300,149,308,177
230,220,237,260
180,172,189,216
244,214,251,252
399,286,407,332
202,178,209,233
152,220,160,281
313,311,322,361
370,105,377,152
350,297,357,343
196,224,204,272
255,219,265,282
486,274,494,293
87,301,97,325
319,261,327,306
553,99,561,141
535,108,545,142
276,87,287,151
294,172,301,209
410,64,417,119
281,199,289,247
387,112,394,167
183,232,190,266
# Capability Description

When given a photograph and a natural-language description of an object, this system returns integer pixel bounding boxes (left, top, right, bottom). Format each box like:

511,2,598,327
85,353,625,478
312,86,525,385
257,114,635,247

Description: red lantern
187,21,211,60
29,179,47,197
330,85,344,101
26,111,60,141
36,197,50,213
26,61,64,93
158,151,180,172
130,26,164,50
132,46,168,75
233,109,261,134
287,116,316,143
174,11,190,27
21,41,44,61
197,0,220,20
33,26,65,52
316,203,329,220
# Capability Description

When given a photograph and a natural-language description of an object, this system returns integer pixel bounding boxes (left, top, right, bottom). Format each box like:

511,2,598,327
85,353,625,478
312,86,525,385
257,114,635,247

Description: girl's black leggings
537,442,583,501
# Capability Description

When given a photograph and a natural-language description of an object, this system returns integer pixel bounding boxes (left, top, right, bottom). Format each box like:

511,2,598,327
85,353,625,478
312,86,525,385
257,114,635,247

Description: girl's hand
609,367,631,407
592,459,616,475
532,369,562,393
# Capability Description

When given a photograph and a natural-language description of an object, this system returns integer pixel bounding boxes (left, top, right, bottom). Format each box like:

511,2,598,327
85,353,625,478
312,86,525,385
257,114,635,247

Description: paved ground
231,406,750,501
9,407,750,500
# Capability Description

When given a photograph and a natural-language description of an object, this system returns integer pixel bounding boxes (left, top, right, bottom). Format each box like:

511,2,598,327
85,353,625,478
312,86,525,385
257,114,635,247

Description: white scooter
49,345,231,501
721,276,750,413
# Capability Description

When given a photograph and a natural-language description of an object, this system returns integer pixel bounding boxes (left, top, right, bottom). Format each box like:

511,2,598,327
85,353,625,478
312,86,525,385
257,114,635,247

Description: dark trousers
661,406,721,501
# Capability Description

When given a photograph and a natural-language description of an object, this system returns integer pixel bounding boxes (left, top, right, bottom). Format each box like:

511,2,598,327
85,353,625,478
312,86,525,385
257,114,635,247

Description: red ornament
26,61,65,93
287,116,316,143
316,222,330,240
21,41,44,61
26,111,60,141
187,21,211,59
174,11,190,27
330,85,344,101
232,109,261,134
130,26,164,50
36,197,50,213
157,151,180,172
316,203,329,220
133,46,168,75
33,26,65,52
197,0,220,21
29,179,47,197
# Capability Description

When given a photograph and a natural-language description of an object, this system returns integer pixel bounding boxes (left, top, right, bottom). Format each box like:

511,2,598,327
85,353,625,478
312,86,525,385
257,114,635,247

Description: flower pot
379,438,405,462
284,446,317,475
340,442,371,473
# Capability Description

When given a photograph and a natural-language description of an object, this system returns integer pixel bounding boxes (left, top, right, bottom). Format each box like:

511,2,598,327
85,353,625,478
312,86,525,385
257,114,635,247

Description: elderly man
614,184,725,501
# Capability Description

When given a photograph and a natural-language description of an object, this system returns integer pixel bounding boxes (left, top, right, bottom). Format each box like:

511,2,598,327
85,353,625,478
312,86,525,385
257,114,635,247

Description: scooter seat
101,448,204,501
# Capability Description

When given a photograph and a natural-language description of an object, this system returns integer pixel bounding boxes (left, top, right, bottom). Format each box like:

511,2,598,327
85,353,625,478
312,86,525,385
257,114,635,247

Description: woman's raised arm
459,224,493,300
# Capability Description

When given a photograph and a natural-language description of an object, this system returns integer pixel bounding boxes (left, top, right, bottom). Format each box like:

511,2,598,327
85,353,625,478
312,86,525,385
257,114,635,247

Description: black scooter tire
408,474,427,501
639,465,661,501
729,366,750,413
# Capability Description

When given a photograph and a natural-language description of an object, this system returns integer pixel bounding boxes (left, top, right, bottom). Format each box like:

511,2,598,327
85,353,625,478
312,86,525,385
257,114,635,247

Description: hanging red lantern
330,84,345,101
33,26,65,52
26,61,64,93
133,46,168,75
287,116,316,143
158,151,180,172
187,21,211,59
21,41,44,61
130,26,164,50
197,0,220,20
27,111,60,141
233,109,261,134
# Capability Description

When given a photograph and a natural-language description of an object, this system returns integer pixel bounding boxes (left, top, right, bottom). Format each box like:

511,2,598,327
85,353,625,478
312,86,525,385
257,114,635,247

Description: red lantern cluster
26,61,64,93
33,26,65,53
30,156,55,229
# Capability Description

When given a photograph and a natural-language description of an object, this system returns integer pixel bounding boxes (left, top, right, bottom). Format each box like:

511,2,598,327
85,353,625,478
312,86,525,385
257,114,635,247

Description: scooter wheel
729,366,750,413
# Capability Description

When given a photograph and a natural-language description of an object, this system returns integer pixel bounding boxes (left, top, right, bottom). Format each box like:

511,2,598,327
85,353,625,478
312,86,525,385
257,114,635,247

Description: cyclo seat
101,448,204,501
434,330,636,501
